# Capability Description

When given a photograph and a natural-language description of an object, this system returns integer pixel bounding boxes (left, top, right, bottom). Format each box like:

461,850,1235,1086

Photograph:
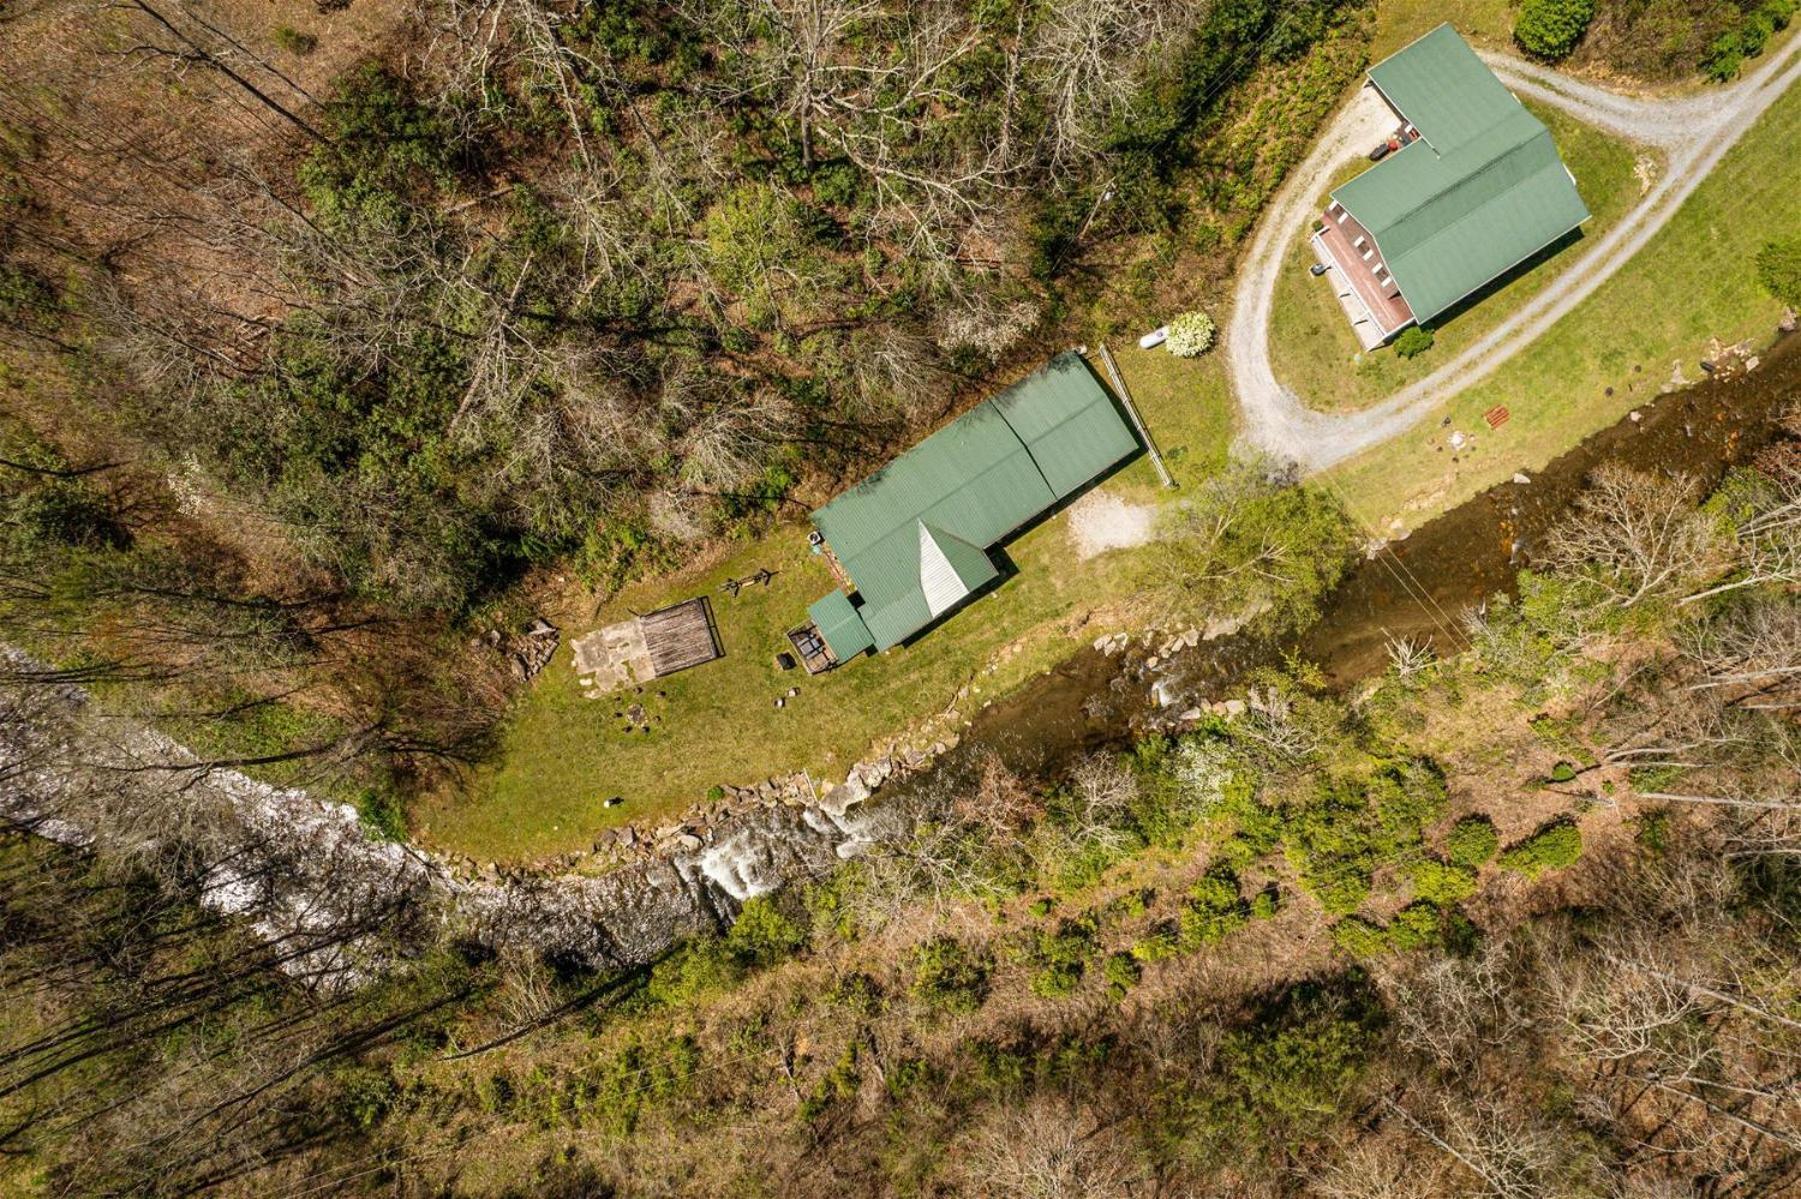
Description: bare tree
1382,943,1530,1075
1680,471,1801,605
1237,681,1328,763
1316,1135,1450,1199
960,1095,1136,1199
1384,1096,1563,1199
1540,466,1727,610
1680,596,1801,710
1025,0,1198,167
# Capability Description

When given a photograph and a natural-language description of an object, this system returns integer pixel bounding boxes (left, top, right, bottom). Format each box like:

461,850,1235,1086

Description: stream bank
3,334,1793,979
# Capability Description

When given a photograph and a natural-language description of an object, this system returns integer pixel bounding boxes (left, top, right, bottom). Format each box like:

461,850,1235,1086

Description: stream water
890,332,1800,795
5,337,1794,976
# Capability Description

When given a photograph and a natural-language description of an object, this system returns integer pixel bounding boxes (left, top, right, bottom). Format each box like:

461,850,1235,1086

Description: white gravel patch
1067,490,1157,560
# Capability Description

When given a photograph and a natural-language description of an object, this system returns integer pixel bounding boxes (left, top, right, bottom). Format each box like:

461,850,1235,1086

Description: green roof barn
807,353,1138,656
1314,24,1590,345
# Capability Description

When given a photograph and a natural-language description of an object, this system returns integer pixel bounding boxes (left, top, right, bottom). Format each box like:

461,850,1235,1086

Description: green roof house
1312,24,1590,348
807,353,1139,657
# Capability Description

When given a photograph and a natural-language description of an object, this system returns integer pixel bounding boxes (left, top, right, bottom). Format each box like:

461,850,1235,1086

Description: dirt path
1225,37,1801,471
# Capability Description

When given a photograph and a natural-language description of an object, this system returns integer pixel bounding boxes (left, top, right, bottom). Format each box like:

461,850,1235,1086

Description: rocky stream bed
2,331,1793,984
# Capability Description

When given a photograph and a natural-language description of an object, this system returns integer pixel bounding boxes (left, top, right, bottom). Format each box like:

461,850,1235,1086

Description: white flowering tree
1164,310,1216,357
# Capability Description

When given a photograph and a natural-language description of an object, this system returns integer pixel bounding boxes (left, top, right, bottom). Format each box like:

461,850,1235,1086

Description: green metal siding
808,590,875,659
920,522,1000,598
857,580,932,651
1335,24,1591,325
813,401,1050,567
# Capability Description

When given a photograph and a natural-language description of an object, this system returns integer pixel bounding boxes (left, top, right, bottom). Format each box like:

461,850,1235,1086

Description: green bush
1103,951,1142,997
1393,325,1435,359
1111,889,1151,920
826,971,882,1015
1514,0,1595,60
1180,870,1252,947
0,477,124,558
1406,858,1478,905
332,1067,396,1130
1441,908,1480,956
1027,918,1099,998
1635,809,1672,856
583,1035,700,1135
1499,820,1584,878
1285,760,1448,915
725,897,807,968
1704,0,1797,80
1131,927,1181,962
1165,310,1217,357
1754,235,1801,308
643,938,741,1007
1214,980,1381,1136
1330,916,1388,957
799,1044,860,1122
910,937,991,1013
1445,816,1500,868
0,262,57,327
353,787,409,842
1385,902,1443,952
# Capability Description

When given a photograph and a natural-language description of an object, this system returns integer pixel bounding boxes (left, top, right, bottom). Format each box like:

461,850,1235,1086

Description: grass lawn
415,348,1234,863
1327,77,1800,527
1268,103,1645,412
1374,0,1516,58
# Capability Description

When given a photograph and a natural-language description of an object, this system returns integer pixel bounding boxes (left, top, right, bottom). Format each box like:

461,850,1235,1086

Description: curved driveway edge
1226,36,1801,472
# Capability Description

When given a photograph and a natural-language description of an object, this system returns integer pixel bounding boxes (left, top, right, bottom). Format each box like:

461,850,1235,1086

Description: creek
3,336,1793,977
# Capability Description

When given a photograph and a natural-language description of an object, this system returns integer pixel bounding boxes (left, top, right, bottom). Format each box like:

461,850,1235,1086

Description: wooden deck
1316,203,1414,341
640,597,725,678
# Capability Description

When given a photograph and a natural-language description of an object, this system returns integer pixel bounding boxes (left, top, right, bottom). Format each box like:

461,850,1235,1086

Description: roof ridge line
1339,117,1551,239
991,394,1062,509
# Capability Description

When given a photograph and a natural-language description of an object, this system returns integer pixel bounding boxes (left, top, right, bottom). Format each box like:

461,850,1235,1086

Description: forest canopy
56,0,1366,614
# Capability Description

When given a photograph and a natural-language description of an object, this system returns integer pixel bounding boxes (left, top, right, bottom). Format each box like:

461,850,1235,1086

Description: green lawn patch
416,351,1233,863
1329,77,1799,526
1373,0,1517,58
1269,103,1644,413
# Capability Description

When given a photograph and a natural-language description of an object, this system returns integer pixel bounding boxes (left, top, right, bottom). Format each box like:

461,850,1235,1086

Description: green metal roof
989,354,1143,498
1368,24,1519,154
1335,24,1591,324
808,589,874,660
811,353,1138,651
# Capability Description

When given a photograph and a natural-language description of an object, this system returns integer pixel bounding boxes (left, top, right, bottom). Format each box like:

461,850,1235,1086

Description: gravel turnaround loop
1226,37,1801,471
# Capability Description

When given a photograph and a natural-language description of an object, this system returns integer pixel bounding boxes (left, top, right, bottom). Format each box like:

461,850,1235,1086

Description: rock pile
475,618,561,681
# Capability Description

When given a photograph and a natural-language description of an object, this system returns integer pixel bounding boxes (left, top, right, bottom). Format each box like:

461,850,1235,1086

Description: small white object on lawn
1138,325,1169,350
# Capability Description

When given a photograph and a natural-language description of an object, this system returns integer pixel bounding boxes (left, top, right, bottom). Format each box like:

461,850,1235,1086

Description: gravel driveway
1226,36,1801,471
